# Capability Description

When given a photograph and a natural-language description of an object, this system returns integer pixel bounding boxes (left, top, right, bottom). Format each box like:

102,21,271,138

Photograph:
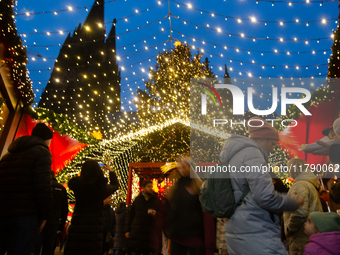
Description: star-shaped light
174,41,181,47
91,130,103,140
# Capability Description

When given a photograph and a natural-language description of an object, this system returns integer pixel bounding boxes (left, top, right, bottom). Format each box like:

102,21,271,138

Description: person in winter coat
0,122,53,255
64,160,119,255
103,195,115,255
220,117,303,255
125,180,162,255
283,158,323,255
165,157,205,255
304,212,340,254
32,170,69,255
112,202,127,255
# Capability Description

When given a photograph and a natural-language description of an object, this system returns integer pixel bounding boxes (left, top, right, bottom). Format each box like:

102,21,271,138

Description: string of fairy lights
5,0,339,203
171,0,338,25
11,0,337,135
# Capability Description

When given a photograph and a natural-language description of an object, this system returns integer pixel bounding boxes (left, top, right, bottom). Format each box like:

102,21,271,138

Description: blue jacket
220,135,298,255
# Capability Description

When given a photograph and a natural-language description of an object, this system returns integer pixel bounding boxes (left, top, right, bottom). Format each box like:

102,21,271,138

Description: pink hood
304,232,340,255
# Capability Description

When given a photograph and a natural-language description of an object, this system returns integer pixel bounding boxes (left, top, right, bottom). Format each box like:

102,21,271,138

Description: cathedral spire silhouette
38,0,120,138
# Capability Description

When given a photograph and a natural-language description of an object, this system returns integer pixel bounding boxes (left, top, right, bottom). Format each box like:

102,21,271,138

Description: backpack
199,167,250,219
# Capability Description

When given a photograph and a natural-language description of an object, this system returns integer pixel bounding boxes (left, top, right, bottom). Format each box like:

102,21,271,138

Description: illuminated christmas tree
135,43,214,126
327,5,340,94
0,0,34,104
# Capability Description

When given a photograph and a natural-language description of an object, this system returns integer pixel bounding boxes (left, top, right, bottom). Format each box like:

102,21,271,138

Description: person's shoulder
132,193,145,202
8,136,48,153
52,178,66,190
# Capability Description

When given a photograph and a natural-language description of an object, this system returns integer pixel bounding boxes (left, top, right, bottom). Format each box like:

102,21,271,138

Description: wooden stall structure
126,162,218,205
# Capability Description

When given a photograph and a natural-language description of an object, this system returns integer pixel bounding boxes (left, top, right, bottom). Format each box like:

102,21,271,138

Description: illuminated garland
57,39,335,202
0,0,34,104
0,97,5,135
24,106,99,145
328,19,340,81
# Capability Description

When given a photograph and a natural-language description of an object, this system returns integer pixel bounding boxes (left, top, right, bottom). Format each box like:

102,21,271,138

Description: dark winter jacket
0,135,52,219
64,172,119,255
103,204,115,252
113,206,127,250
49,177,68,227
125,192,162,253
165,177,204,243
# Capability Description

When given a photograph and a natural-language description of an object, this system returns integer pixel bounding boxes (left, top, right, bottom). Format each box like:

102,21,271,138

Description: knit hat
333,118,340,138
310,212,340,233
248,117,279,140
31,123,53,141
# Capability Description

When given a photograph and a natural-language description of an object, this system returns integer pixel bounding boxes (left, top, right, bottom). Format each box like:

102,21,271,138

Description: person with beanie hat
31,122,54,142
220,117,303,255
304,212,340,255
0,122,53,255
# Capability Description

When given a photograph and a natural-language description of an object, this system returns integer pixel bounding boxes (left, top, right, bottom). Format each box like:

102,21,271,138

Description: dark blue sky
15,0,338,111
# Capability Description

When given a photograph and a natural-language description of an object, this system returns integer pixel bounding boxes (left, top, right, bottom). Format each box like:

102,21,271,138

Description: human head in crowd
177,156,191,177
31,122,53,146
304,212,340,237
332,118,340,141
248,117,279,154
319,190,330,202
322,126,340,142
103,195,112,205
142,180,154,196
330,182,340,205
322,168,337,191
287,158,308,179
175,156,202,195
81,159,104,181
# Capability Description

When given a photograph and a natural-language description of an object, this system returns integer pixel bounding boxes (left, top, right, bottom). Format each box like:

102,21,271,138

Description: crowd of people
0,118,340,255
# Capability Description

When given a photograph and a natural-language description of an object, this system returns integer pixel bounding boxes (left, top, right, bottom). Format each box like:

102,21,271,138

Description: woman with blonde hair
283,158,323,255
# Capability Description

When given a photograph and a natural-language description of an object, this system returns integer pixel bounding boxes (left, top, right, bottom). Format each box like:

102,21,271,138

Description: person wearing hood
304,212,340,255
112,202,128,255
0,122,53,255
220,117,303,255
283,158,323,255
64,160,119,255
